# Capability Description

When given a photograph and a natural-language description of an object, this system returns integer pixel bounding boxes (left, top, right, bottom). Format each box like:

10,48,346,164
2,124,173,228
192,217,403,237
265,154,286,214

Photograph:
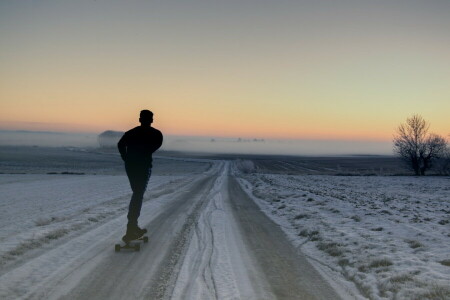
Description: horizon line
0,129,393,143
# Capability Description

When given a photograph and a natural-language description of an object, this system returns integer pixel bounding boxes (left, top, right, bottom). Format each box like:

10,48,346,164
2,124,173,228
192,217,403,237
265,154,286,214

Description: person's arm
150,130,163,153
117,133,128,161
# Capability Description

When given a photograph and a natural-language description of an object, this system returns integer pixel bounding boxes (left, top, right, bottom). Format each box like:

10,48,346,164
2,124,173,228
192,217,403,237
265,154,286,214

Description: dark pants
125,163,151,227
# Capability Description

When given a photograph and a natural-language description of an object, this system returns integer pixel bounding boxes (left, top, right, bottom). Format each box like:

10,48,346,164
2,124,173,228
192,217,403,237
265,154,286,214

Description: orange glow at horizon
1,1,449,143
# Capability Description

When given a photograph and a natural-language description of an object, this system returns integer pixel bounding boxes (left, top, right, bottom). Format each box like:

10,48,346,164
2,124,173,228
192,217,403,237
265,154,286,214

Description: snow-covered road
0,161,342,299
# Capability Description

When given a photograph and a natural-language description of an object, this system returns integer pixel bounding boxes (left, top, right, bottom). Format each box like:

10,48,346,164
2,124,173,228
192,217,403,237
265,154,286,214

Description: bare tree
437,135,450,175
393,115,447,175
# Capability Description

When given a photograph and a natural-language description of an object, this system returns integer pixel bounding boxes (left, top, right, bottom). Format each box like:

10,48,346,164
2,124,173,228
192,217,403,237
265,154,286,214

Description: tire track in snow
171,163,239,299
143,174,218,299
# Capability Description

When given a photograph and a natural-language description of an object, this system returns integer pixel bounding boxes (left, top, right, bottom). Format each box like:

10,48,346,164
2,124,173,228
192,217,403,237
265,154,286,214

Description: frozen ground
0,146,448,299
0,147,343,299
0,146,211,175
0,174,179,267
234,160,450,300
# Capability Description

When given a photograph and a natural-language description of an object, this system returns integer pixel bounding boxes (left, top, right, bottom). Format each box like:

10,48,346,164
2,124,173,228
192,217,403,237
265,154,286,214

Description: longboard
115,235,148,252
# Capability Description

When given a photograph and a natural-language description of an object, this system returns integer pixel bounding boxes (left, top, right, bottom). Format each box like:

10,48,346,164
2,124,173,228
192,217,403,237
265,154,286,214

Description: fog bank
0,131,98,147
163,136,392,156
0,131,392,156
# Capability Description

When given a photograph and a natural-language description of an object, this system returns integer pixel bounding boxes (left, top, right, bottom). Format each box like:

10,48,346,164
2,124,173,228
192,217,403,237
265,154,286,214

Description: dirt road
2,161,342,299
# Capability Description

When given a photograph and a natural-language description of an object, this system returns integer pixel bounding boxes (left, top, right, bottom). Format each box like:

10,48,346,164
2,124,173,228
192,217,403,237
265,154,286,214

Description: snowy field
0,146,449,299
234,161,450,300
0,148,211,269
0,174,176,267
0,146,213,298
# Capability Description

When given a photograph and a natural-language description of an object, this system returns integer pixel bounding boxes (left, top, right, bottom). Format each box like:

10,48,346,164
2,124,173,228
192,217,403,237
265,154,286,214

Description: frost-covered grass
0,146,212,271
237,170,450,300
0,173,185,268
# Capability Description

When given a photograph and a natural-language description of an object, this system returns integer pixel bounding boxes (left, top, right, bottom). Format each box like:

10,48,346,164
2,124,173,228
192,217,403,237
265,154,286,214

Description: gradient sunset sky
1,0,449,141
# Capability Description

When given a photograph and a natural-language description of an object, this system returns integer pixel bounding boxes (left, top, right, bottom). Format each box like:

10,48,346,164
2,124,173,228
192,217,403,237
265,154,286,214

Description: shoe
122,225,147,243
122,231,142,243
136,226,147,236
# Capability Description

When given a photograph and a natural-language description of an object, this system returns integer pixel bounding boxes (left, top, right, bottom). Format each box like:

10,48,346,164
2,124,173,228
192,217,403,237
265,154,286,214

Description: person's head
139,110,153,126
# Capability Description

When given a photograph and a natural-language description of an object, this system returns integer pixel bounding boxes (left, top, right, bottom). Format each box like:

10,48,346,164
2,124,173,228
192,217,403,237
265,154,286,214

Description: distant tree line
393,115,449,175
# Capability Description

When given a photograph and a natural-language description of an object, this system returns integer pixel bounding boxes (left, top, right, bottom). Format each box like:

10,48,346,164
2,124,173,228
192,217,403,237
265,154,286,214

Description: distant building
98,130,124,148
237,137,265,142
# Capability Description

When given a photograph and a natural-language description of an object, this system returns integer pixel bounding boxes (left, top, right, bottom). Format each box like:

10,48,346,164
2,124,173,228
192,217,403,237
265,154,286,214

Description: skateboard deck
115,235,148,252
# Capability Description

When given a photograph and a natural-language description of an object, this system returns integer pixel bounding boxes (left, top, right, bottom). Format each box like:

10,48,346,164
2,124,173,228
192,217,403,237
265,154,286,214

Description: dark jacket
117,126,163,168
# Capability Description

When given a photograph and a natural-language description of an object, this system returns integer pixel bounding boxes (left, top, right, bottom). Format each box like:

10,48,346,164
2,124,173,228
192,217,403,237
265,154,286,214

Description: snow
0,158,274,299
0,173,187,299
1,147,449,299
235,167,450,300
172,162,242,299
171,162,274,300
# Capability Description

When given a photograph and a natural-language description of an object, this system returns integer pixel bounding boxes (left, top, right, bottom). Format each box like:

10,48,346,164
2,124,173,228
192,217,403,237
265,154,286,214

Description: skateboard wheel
115,244,121,252
135,244,140,252
143,236,148,243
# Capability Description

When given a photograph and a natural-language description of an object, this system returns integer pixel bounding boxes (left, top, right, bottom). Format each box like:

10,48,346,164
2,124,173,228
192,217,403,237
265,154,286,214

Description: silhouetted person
118,110,163,242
